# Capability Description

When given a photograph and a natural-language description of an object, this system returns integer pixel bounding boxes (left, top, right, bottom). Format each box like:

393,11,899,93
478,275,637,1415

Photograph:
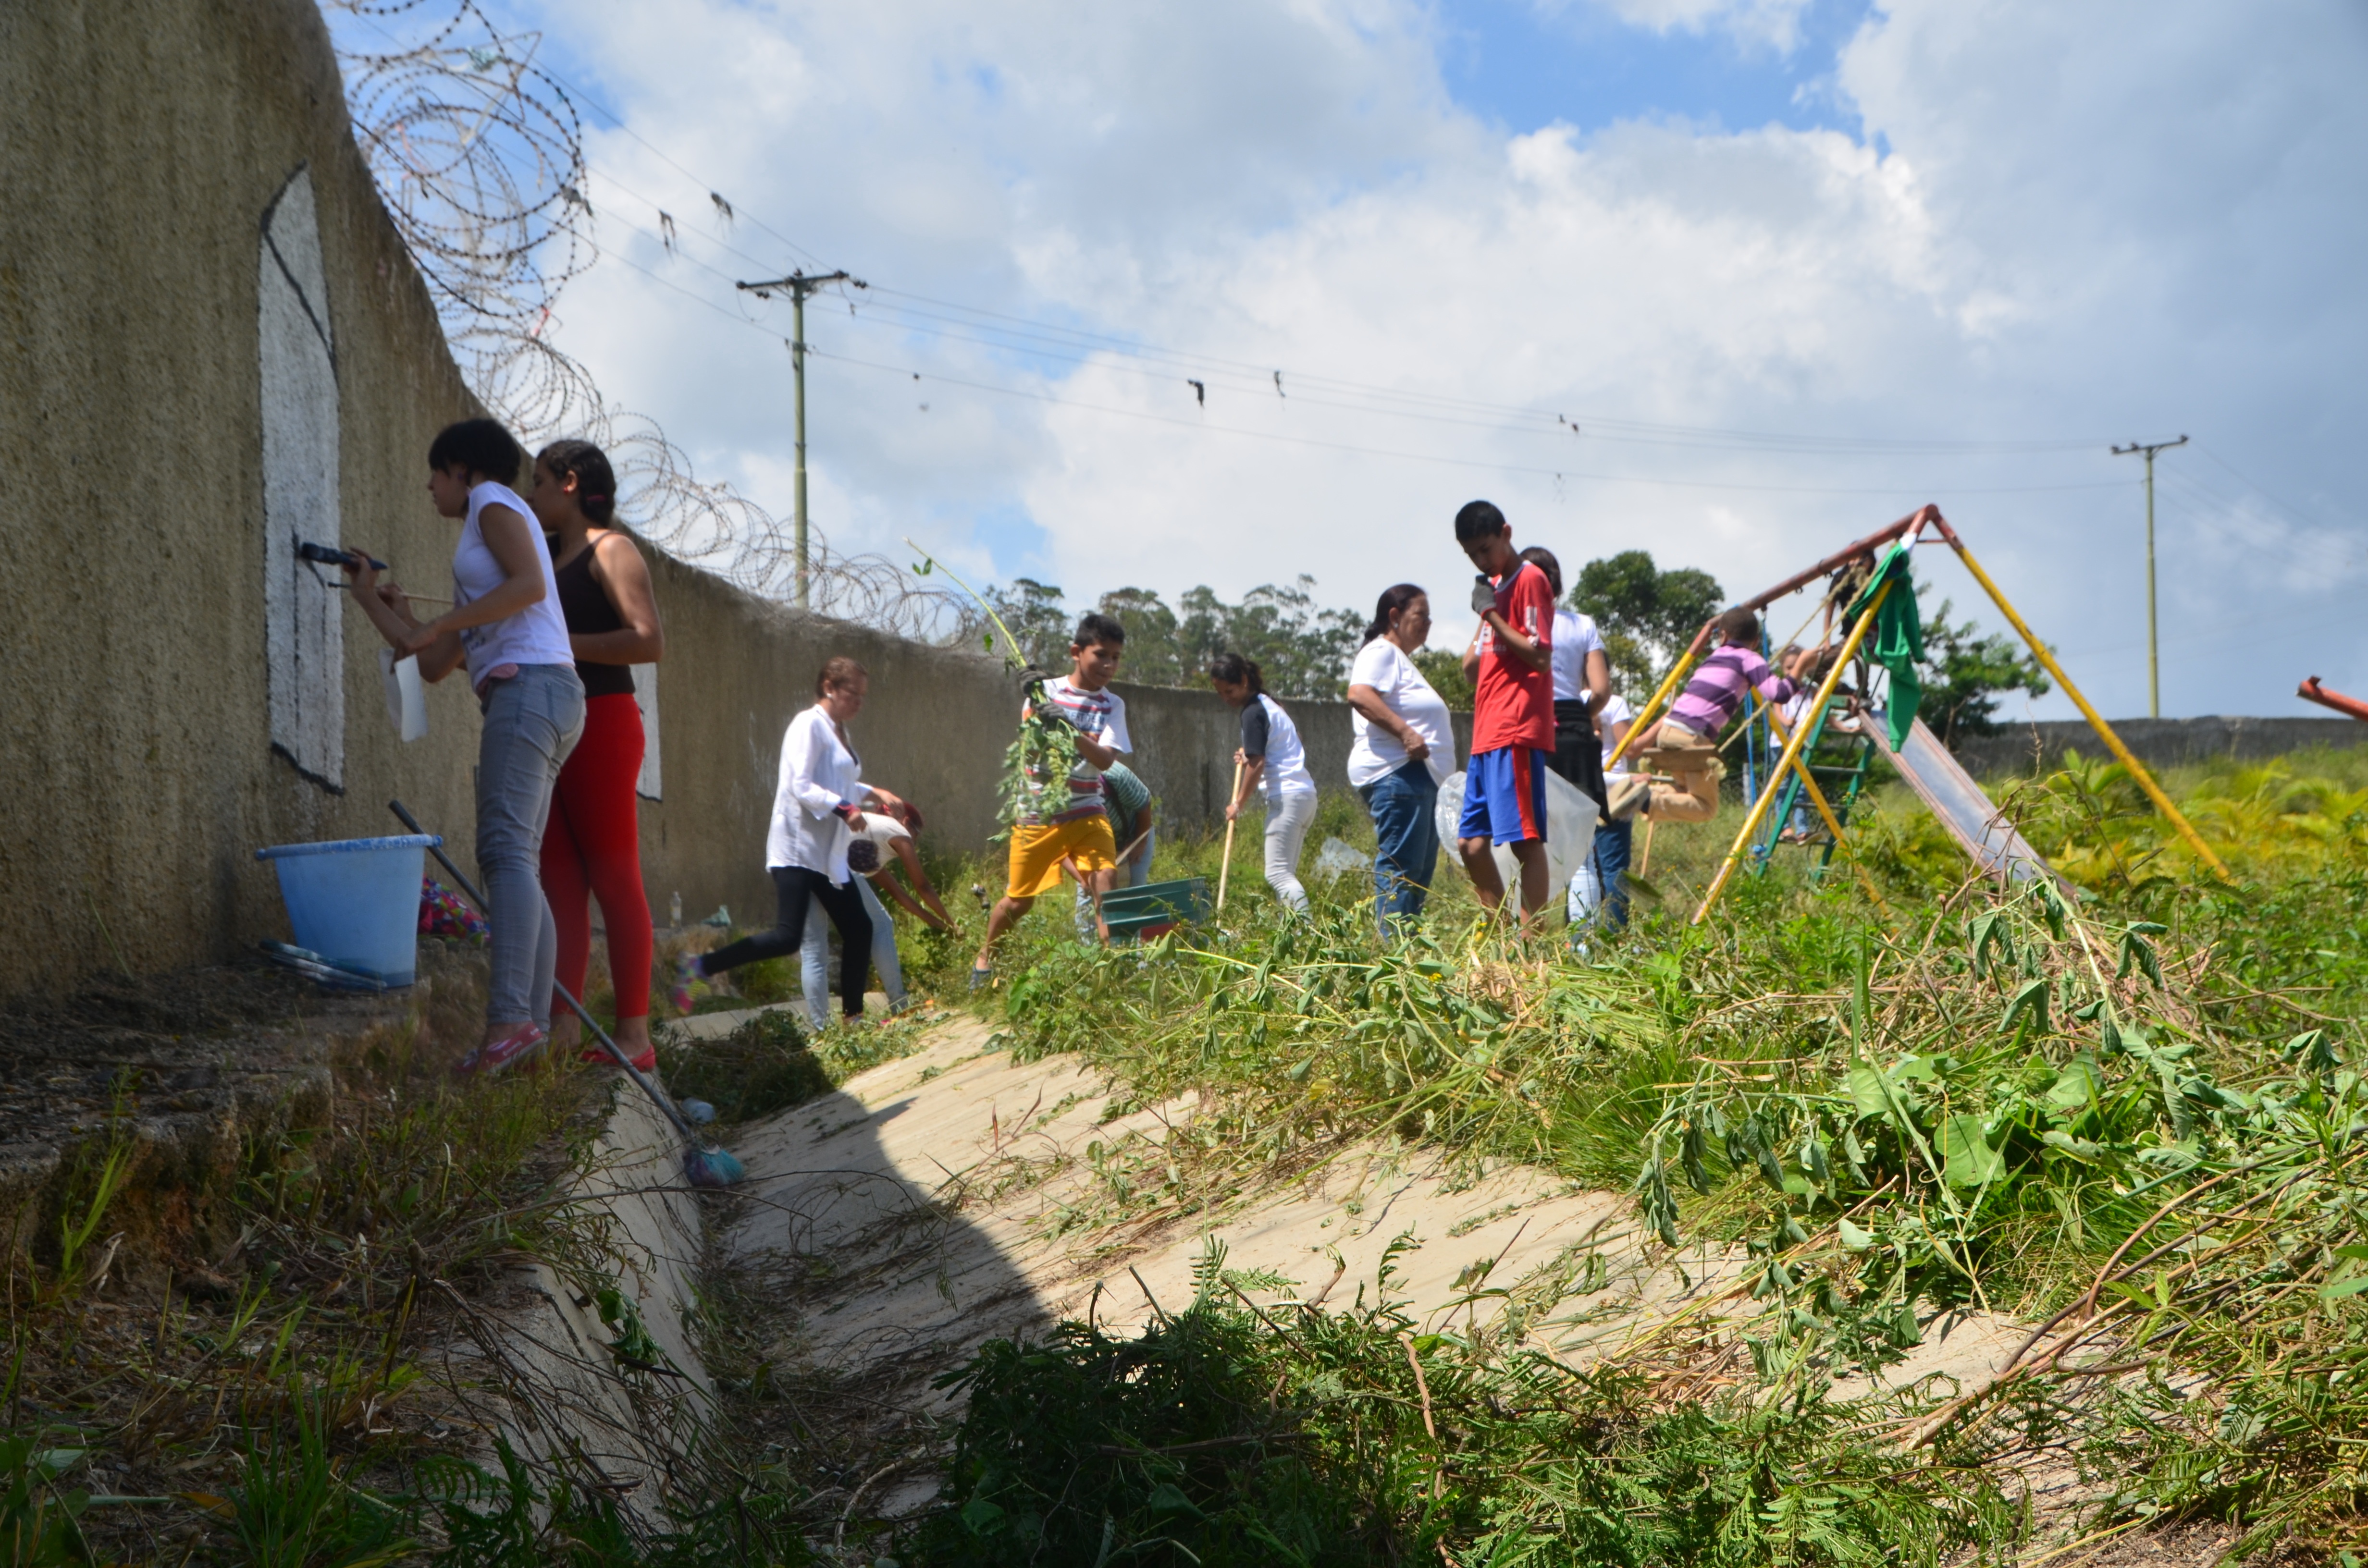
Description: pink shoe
670,956,702,1017
455,1021,547,1078
582,1043,659,1075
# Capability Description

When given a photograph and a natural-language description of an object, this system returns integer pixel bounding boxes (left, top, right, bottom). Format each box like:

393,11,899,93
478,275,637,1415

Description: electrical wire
337,0,2340,653
803,344,2134,496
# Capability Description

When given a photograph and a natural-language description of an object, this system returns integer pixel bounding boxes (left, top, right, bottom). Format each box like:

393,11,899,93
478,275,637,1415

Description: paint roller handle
299,541,387,571
390,798,485,908
387,799,704,1147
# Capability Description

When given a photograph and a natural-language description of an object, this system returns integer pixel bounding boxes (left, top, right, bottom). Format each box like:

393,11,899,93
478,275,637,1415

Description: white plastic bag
1311,836,1368,881
1436,766,1601,923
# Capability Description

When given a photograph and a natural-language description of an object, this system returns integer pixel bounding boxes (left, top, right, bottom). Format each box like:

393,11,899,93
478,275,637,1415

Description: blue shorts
1459,746,1550,846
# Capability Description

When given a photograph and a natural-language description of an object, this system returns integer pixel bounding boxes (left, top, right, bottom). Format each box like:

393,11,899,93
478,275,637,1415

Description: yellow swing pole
1692,580,1894,925
1926,523,2231,882
1751,692,1894,922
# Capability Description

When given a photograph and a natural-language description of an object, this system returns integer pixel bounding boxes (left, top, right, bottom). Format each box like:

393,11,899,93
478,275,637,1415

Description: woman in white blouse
673,657,906,1022
1344,585,1456,933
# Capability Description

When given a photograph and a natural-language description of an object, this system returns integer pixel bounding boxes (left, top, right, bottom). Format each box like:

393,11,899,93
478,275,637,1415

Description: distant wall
1950,716,2366,780
1117,686,1475,838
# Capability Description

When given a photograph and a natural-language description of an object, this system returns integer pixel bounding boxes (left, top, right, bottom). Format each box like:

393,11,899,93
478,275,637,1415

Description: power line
2111,434,2187,718
425,2,2335,588
2154,468,2363,575
501,33,2121,463
737,270,864,608
806,343,2134,496
567,212,2142,494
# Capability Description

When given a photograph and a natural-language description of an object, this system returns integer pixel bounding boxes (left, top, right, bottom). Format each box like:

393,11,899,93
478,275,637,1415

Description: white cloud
1537,0,1816,53
505,0,2367,719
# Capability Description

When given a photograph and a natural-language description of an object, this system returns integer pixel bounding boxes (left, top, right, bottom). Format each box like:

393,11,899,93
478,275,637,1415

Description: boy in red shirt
1453,500,1556,922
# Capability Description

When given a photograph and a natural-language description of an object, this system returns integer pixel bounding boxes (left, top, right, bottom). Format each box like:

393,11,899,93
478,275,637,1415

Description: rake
388,799,744,1188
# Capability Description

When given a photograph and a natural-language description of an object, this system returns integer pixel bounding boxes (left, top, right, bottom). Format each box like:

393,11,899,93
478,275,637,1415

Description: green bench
1098,877,1211,943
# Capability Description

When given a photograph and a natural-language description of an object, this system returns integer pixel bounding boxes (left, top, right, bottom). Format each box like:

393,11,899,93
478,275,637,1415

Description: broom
389,799,744,1188
1215,758,1244,912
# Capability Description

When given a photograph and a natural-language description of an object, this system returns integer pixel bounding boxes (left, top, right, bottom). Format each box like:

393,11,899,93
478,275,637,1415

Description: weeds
903,747,2368,1559
918,1241,2007,1567
0,941,823,1565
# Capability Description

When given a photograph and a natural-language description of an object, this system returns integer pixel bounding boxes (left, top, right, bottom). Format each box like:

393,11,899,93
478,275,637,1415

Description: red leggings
543,693,653,1021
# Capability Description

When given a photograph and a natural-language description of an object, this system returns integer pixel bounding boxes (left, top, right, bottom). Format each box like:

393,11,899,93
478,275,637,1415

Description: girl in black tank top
553,545,638,698
526,441,667,1070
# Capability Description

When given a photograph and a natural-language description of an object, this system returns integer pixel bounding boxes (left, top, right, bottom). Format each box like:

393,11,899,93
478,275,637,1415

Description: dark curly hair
536,438,617,524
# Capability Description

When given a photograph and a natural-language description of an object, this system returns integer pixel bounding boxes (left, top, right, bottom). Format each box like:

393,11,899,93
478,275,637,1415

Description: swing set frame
1601,504,2233,923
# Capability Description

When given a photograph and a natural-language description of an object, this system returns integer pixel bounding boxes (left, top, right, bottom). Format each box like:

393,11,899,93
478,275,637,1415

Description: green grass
893,751,2368,1562
0,944,831,1566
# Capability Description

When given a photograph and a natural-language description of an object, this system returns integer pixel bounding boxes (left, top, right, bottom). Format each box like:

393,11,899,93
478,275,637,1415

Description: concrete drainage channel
678,1006,2059,1553
0,947,749,1557
0,968,2135,1557
446,1084,719,1521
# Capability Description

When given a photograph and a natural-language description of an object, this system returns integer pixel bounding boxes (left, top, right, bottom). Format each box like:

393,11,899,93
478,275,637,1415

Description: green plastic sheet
1844,542,1922,752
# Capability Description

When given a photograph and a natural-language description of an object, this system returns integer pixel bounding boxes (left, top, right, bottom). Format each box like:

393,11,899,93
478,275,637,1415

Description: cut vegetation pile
900,745,2368,1566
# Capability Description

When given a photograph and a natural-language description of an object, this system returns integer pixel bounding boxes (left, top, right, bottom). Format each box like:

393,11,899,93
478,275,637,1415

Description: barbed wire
323,0,979,642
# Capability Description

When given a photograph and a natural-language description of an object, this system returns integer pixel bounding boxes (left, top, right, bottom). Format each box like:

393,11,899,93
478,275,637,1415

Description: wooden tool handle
1216,757,1245,911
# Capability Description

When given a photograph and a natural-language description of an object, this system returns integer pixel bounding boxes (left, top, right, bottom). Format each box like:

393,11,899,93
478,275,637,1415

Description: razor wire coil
324,0,980,643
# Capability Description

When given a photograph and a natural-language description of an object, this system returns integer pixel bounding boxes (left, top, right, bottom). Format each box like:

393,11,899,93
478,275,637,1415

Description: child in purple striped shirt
1609,608,1824,823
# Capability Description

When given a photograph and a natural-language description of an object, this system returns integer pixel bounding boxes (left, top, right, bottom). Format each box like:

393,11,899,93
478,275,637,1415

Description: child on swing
1609,608,1825,825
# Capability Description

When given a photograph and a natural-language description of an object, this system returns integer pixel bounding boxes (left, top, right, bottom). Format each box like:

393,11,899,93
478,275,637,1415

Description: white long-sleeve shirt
765,705,867,881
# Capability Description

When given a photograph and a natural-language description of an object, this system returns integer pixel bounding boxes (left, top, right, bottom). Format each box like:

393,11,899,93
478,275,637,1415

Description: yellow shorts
1006,817,1119,900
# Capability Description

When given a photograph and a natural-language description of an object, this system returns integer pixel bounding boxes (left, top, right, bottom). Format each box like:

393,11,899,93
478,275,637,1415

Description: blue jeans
1591,818,1633,931
477,664,585,1027
804,877,907,1026
1358,763,1439,933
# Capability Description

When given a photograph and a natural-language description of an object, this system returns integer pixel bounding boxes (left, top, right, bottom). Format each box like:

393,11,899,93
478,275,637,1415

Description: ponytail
536,438,619,525
1208,651,1264,696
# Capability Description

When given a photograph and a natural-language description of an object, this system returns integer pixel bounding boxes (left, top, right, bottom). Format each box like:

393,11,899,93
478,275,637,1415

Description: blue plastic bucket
254,834,440,986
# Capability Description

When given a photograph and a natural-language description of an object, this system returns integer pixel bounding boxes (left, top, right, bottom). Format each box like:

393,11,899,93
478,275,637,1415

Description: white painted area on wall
259,165,345,791
632,661,661,801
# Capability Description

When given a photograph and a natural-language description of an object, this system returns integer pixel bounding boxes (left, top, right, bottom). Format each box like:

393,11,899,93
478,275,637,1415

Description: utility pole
2111,434,2187,719
736,269,861,608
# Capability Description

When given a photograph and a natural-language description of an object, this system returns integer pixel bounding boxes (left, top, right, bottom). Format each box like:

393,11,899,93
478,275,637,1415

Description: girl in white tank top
453,480,574,688
339,418,587,1075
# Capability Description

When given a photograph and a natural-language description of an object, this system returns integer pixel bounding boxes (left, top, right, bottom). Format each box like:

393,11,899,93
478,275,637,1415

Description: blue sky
1440,0,1875,141
331,0,2368,721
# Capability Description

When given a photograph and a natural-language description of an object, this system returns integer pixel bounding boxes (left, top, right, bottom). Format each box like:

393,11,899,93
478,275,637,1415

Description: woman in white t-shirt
1212,653,1318,915
1345,585,1456,932
344,418,585,1077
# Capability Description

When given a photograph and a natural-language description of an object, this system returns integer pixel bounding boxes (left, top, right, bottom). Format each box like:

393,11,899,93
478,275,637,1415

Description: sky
336,0,2368,721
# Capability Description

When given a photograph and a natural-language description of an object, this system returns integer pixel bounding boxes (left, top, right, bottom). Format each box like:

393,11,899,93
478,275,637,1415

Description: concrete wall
1949,716,2366,781
0,0,491,998
0,0,1037,997
632,562,1015,928
1115,685,1474,840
